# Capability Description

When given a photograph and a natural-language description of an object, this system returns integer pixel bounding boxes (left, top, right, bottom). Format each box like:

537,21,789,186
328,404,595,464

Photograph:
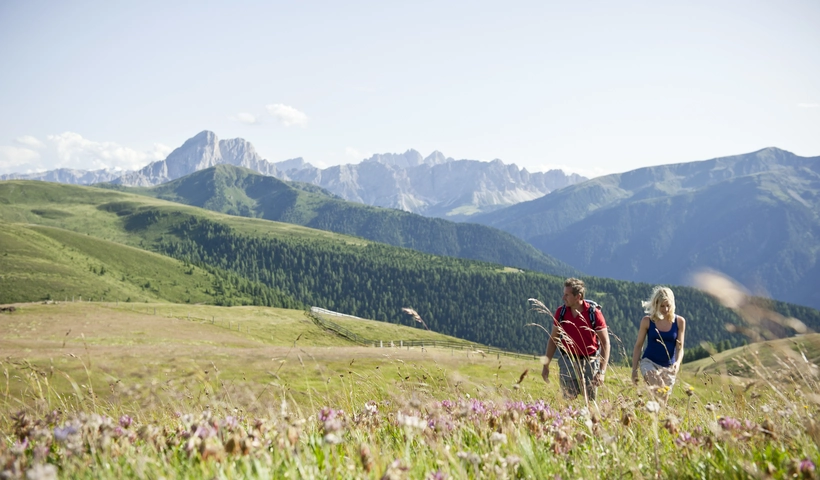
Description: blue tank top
642,316,678,367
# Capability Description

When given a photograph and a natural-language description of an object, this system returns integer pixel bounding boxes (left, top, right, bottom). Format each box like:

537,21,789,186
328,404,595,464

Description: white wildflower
646,401,661,413
397,412,426,431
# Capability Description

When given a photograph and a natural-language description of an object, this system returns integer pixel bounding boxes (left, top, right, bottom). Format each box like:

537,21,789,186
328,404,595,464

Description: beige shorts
640,357,677,390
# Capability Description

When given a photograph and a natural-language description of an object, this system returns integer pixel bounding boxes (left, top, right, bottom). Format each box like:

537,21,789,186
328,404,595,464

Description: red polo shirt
553,301,607,356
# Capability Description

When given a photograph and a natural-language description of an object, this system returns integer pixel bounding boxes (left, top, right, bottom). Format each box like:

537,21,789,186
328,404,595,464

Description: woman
631,286,686,402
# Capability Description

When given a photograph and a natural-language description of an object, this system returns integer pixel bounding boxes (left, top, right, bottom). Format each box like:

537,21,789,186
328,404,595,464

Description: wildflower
25,464,57,480
490,432,507,445
798,458,815,474
397,413,426,432
119,415,132,428
221,416,238,431
364,401,378,415
53,425,78,443
646,401,661,413
426,469,447,480
382,459,409,480
685,386,694,397
457,451,481,465
705,403,717,412
674,431,696,448
718,417,742,431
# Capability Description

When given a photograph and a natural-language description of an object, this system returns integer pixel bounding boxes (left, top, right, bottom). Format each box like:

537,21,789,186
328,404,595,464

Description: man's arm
541,324,561,383
596,328,610,374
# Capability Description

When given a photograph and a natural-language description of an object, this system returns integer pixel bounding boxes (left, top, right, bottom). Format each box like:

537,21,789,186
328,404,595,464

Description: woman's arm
631,317,650,382
672,316,686,372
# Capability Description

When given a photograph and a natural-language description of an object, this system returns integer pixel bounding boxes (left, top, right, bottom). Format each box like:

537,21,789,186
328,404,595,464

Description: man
541,278,610,401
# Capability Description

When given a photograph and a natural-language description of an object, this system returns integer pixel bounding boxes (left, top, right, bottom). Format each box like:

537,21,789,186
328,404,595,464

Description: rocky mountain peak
365,149,425,168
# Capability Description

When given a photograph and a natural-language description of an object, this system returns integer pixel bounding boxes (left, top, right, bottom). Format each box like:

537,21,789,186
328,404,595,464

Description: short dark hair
564,278,585,299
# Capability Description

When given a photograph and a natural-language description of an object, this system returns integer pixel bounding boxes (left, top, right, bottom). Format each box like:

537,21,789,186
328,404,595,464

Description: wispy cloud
15,135,46,148
798,103,820,108
1,133,172,175
0,146,41,171
266,104,308,127
46,132,171,171
229,112,260,125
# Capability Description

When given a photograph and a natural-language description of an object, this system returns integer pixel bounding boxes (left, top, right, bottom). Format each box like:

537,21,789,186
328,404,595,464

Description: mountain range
5,130,819,310
471,147,820,309
2,130,585,220
98,164,580,278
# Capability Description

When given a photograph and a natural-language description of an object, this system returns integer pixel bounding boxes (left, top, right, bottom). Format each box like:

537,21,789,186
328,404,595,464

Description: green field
1,302,818,479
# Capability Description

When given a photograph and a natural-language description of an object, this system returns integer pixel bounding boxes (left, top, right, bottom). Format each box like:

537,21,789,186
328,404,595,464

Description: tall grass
2,273,819,479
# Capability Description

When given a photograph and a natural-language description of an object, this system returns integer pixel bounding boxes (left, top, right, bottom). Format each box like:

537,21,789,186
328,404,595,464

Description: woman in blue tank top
630,286,687,403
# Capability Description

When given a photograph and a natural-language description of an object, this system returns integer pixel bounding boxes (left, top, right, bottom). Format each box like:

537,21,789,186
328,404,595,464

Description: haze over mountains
472,147,820,309
1,130,586,220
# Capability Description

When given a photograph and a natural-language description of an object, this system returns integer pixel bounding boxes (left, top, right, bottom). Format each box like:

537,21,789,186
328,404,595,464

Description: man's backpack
558,300,602,330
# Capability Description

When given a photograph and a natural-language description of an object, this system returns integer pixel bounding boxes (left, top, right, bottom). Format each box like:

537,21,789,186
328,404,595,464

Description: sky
1,0,819,179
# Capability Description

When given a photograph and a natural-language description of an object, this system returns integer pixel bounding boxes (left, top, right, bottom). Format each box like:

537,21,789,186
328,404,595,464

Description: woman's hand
631,369,640,385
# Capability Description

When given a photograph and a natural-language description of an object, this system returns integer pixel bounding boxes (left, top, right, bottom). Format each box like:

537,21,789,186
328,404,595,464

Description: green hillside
97,164,580,277
0,223,300,307
3,179,820,358
472,148,820,310
685,333,820,377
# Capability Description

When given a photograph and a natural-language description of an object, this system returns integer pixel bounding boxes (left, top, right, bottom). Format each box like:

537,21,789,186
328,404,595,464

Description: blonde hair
642,286,676,322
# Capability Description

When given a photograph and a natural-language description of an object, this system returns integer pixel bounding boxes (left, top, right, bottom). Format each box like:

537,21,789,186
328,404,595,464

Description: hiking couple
541,278,686,402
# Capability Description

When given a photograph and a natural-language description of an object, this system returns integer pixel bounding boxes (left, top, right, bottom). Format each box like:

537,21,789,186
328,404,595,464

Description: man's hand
592,370,605,387
541,363,550,383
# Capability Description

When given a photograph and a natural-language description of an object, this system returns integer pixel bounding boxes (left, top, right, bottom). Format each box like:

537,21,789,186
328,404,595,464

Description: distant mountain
109,130,300,186
99,164,581,278
284,151,585,219
471,147,820,309
0,168,123,184
2,131,585,218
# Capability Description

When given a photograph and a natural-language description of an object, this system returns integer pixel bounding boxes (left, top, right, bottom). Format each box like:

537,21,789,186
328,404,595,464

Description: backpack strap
558,305,567,322
586,300,600,330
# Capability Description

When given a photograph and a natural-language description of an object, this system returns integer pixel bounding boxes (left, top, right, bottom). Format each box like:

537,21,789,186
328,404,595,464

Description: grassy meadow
1,180,818,478
1,301,819,479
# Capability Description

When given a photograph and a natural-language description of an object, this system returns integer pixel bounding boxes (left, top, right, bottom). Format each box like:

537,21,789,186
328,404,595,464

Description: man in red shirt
541,278,611,401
